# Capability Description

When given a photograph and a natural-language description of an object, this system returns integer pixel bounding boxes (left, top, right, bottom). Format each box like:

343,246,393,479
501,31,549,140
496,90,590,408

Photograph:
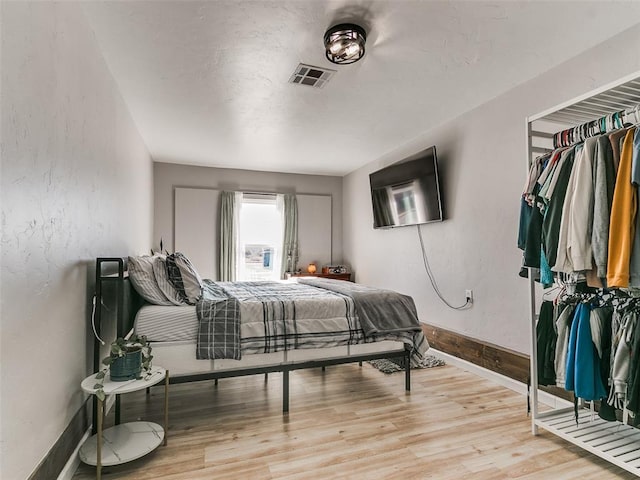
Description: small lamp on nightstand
307,263,317,274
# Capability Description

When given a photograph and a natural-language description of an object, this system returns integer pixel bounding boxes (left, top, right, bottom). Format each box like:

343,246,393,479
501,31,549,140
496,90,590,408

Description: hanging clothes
517,196,532,251
626,307,640,414
540,148,571,204
591,135,616,281
607,127,637,288
542,147,576,269
536,301,557,386
522,154,548,206
608,309,637,409
590,306,616,421
610,128,628,173
554,137,597,273
540,250,554,287
565,302,607,401
523,184,544,269
523,103,640,436
628,129,640,287
590,306,613,391
554,303,576,388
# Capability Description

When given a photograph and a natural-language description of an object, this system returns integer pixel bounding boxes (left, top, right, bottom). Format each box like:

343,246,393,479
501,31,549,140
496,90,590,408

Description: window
237,194,283,281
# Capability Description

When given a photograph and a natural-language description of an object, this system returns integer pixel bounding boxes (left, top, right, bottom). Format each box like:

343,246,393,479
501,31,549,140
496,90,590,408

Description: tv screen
369,146,443,229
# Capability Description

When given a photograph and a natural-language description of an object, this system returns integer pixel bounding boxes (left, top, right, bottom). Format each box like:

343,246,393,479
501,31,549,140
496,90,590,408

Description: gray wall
343,24,640,355
1,3,153,479
154,162,344,266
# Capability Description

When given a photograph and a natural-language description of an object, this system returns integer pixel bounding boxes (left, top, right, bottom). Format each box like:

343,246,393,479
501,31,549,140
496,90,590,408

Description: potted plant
93,334,153,401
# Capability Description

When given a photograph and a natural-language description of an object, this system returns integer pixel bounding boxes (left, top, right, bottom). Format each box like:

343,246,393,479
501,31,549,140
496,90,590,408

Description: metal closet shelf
531,73,640,126
525,70,640,477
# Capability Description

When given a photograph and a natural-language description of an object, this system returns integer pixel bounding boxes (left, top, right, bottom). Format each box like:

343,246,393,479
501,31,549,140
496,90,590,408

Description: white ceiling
83,1,640,176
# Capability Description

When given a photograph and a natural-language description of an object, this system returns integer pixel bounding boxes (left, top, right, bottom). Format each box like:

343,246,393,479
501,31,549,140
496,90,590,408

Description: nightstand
79,366,168,480
287,272,352,281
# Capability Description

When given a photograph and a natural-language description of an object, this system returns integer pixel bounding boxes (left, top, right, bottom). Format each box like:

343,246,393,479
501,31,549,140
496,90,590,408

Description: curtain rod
243,191,278,196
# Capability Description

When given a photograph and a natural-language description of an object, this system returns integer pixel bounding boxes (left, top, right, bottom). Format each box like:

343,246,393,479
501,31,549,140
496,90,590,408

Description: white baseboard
429,349,572,409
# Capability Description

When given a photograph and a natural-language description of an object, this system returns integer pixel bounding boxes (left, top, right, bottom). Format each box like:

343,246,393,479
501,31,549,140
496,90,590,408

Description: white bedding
135,305,198,342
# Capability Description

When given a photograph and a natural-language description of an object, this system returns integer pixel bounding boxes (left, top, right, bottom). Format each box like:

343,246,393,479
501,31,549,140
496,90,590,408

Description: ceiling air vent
288,63,336,88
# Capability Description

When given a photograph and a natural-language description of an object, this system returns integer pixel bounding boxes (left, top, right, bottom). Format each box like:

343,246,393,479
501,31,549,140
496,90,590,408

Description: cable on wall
417,225,472,310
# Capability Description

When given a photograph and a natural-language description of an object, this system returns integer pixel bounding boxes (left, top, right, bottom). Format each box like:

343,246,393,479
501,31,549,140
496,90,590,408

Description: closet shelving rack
527,71,640,476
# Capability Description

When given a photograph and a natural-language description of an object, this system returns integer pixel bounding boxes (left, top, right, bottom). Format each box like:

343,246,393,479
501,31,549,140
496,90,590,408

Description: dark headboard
93,258,144,373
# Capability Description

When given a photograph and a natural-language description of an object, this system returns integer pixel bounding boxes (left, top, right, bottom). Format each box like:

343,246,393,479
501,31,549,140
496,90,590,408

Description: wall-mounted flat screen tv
369,145,443,229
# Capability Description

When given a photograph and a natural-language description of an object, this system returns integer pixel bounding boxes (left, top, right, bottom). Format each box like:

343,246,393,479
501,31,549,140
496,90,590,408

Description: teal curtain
278,193,298,278
219,191,239,281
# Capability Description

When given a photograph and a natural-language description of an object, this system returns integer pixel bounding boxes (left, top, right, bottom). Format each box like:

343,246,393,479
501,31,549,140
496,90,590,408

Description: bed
93,257,429,416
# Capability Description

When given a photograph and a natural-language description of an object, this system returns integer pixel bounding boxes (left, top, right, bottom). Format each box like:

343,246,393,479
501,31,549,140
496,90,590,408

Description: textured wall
343,24,640,355
0,3,152,479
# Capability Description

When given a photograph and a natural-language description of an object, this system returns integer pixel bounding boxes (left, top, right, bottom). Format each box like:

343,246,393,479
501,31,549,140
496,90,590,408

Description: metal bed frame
92,257,412,431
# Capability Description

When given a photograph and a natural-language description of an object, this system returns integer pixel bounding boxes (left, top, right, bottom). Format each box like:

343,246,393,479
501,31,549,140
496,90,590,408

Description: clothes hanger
542,285,561,302
592,119,600,136
615,111,624,129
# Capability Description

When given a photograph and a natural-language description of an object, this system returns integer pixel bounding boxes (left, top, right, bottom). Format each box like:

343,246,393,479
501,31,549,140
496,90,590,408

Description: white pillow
166,252,203,304
127,255,173,306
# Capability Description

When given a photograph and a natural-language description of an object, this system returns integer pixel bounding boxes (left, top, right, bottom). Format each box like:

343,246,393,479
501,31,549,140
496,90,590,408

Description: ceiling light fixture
323,23,366,65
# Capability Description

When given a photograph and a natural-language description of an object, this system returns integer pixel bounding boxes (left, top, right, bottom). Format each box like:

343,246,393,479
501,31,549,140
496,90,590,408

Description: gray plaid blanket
196,281,241,360
196,280,428,362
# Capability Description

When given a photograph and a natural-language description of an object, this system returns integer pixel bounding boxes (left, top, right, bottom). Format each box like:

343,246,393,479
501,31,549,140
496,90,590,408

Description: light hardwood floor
73,362,637,479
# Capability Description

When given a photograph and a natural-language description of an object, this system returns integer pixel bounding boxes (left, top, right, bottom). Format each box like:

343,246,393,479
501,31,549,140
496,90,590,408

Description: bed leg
405,351,411,392
321,366,326,372
283,369,289,414
265,373,269,382
146,387,150,395
359,361,363,367
214,379,218,386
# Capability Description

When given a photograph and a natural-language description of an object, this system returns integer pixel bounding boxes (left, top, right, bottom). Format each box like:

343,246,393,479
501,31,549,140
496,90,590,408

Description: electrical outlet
465,289,473,303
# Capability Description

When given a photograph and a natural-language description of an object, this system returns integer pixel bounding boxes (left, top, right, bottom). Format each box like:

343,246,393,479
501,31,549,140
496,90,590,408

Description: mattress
135,305,198,342
134,299,363,351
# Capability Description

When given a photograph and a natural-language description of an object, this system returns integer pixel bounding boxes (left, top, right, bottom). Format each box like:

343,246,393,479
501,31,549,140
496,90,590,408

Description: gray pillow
152,256,185,306
166,252,203,305
128,255,173,305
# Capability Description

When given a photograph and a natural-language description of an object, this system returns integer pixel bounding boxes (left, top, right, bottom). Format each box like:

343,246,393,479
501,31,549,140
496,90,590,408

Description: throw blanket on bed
196,280,428,362
295,277,422,336
196,281,241,360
